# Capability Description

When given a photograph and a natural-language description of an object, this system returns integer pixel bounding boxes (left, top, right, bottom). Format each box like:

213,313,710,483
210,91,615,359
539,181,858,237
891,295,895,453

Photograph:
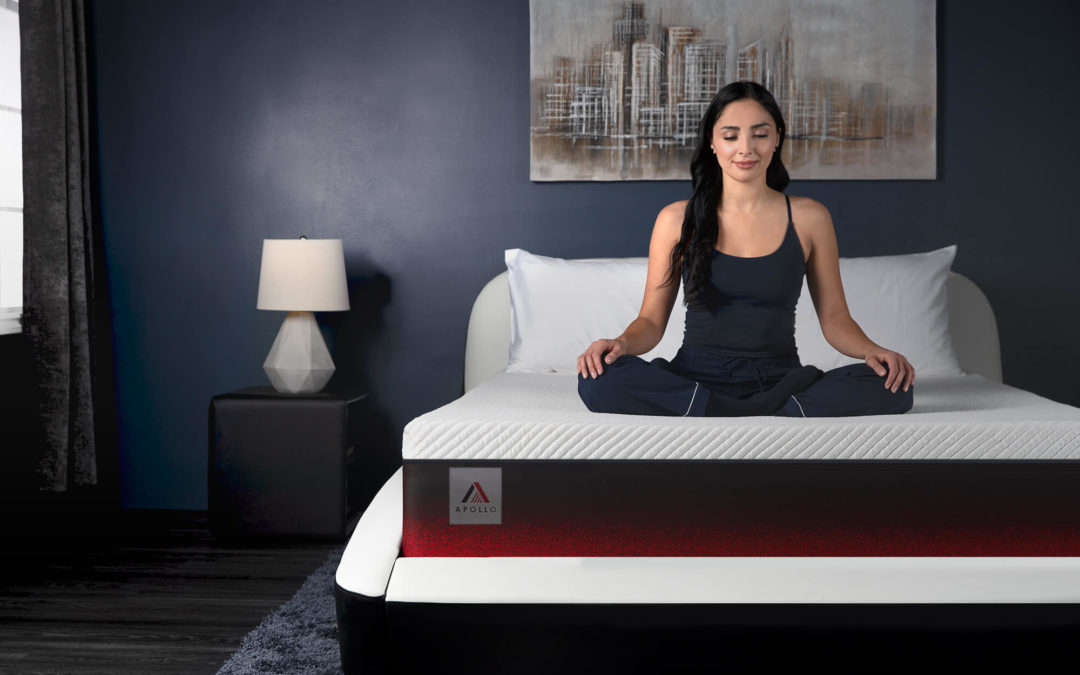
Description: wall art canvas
530,0,937,181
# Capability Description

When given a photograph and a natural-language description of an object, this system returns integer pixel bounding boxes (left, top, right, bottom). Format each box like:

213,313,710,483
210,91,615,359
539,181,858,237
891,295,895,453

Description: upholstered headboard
464,270,1001,392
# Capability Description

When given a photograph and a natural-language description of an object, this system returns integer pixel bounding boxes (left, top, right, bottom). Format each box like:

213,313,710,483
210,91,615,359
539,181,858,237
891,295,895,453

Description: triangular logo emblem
461,482,490,504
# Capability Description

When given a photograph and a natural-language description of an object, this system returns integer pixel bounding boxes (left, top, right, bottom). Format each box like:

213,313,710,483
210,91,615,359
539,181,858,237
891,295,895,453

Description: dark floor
0,506,336,675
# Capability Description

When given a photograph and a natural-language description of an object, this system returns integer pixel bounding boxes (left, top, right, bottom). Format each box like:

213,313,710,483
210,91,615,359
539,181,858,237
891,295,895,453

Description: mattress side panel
401,460,1080,556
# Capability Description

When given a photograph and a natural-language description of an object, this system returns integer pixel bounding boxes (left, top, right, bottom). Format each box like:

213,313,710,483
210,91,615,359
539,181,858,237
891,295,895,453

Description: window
0,0,22,335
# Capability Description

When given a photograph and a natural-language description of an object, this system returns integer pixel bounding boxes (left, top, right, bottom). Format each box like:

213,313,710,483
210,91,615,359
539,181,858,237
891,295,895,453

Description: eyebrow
718,122,771,131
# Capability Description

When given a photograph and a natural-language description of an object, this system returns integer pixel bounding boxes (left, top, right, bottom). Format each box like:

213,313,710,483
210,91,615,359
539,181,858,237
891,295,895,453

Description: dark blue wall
88,0,1080,509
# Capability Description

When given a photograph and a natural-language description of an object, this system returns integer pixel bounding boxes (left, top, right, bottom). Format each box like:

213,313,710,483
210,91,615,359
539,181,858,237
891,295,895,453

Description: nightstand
209,387,371,539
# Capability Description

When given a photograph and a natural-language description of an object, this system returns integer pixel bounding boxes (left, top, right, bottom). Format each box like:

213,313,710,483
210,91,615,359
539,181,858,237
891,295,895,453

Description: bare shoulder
654,200,688,238
788,195,836,246
660,199,689,215
787,195,833,228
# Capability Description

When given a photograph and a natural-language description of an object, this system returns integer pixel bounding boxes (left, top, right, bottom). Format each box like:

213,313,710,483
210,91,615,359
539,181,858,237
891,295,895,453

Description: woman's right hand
577,338,627,379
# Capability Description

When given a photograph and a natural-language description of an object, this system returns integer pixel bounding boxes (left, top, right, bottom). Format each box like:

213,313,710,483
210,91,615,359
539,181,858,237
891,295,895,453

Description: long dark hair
665,81,790,306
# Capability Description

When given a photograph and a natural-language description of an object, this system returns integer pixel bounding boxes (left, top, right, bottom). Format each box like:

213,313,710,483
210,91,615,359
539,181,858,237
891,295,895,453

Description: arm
800,199,915,393
577,202,684,379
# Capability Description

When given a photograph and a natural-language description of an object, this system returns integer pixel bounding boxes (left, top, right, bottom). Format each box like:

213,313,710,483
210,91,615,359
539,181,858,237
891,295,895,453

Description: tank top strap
782,194,805,265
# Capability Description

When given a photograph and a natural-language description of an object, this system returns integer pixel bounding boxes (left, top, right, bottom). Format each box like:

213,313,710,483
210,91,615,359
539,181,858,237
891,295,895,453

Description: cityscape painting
530,0,937,181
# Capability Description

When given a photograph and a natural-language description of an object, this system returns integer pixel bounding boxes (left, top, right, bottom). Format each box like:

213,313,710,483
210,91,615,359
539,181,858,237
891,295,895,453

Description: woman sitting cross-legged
577,81,914,418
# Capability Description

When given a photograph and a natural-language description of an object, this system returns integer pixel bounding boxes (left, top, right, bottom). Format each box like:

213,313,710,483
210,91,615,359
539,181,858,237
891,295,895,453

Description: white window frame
0,309,18,334
0,0,22,335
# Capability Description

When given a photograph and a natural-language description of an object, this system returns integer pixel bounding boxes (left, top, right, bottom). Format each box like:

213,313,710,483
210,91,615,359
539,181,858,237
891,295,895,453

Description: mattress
402,373,1080,556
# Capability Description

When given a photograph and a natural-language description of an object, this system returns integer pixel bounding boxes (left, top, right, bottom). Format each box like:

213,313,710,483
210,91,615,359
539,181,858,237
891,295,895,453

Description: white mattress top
403,372,1080,461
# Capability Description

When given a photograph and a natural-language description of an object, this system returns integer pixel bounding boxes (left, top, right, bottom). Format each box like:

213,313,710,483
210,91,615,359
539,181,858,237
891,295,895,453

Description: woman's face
710,98,780,185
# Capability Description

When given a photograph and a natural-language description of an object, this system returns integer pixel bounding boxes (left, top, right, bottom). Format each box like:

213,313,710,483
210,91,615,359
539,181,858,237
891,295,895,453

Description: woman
577,81,914,418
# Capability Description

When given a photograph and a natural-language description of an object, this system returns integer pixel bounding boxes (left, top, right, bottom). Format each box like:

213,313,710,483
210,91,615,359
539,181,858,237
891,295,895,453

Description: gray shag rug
217,548,344,675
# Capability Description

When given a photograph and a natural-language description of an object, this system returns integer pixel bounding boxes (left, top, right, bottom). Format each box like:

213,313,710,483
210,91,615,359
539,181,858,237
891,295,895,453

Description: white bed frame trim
387,557,1080,605
464,270,1002,392
335,467,402,598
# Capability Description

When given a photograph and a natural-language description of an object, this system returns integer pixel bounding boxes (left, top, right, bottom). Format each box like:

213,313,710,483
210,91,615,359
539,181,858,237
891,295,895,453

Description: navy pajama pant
577,347,913,417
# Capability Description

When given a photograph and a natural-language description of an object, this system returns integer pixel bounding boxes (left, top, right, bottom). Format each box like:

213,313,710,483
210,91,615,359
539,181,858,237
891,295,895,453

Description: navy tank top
682,195,806,357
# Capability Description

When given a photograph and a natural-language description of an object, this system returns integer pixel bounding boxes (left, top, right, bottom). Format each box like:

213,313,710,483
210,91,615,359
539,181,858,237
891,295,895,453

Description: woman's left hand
865,348,915,393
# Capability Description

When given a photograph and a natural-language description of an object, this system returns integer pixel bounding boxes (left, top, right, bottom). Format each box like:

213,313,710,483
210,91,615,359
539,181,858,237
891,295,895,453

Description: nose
739,135,754,157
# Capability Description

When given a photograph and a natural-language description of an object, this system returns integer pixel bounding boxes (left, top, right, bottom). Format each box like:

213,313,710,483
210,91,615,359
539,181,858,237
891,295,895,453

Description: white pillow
794,245,962,375
505,249,685,373
506,245,961,377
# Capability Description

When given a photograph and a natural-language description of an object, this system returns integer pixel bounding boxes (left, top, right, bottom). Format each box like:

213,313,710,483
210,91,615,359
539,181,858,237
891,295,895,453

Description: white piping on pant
683,382,701,417
790,394,807,418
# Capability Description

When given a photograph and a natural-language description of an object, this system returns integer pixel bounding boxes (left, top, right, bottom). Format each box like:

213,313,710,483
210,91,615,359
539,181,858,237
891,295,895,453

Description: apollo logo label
449,467,501,525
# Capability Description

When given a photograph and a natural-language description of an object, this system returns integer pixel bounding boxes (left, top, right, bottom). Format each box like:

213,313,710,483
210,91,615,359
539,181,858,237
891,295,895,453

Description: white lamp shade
257,238,350,311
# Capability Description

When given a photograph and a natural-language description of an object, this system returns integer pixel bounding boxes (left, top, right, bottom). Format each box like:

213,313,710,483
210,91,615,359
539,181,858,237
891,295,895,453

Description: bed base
383,602,1080,673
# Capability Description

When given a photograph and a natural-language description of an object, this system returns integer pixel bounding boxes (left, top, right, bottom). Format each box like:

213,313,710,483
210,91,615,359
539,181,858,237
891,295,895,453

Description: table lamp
256,237,350,393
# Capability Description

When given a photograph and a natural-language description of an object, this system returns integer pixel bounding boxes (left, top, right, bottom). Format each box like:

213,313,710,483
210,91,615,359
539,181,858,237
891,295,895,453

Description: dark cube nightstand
209,387,370,539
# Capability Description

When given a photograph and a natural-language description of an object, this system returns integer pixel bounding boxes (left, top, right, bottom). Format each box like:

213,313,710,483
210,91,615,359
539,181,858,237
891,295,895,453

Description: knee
892,385,914,414
578,358,634,413
868,365,913,414
578,371,611,413
825,363,913,415
869,365,915,415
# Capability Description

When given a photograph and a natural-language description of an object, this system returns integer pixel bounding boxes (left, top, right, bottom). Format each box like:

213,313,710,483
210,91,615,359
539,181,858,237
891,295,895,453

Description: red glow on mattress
403,517,1080,556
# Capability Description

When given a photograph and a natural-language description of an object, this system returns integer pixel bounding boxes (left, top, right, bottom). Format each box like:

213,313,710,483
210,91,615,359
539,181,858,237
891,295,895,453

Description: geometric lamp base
263,311,335,394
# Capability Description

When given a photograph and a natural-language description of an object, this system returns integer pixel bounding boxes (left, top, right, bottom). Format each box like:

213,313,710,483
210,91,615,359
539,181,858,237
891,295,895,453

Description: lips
735,161,757,169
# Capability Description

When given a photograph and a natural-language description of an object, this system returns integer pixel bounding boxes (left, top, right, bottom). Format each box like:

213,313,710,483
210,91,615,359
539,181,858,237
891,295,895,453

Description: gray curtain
20,0,98,492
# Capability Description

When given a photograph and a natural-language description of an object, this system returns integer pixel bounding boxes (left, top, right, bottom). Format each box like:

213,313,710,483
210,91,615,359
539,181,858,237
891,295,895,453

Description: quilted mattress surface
403,372,1080,461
